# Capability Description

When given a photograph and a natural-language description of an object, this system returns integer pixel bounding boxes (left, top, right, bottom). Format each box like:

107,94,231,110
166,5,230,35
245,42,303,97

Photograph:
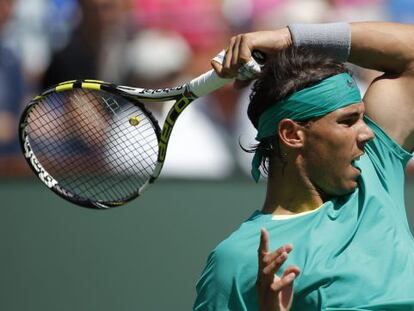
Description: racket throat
152,162,163,180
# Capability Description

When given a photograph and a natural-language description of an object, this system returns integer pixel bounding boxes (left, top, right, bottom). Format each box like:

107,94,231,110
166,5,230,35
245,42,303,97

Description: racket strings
29,91,117,198
31,90,155,200
26,88,159,203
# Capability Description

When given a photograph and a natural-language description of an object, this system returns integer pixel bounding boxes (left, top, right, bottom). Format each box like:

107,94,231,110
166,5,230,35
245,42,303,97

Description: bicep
363,70,414,151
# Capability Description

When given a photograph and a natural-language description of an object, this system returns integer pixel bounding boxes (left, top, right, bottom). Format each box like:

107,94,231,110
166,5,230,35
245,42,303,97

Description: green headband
252,72,361,182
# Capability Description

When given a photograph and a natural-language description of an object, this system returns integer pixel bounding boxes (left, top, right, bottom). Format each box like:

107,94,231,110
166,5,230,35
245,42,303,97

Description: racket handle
189,50,263,97
188,70,232,97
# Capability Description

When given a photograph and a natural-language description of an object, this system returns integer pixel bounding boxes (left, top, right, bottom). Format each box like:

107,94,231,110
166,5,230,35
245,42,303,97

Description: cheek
307,127,355,160
303,128,355,178
301,126,360,194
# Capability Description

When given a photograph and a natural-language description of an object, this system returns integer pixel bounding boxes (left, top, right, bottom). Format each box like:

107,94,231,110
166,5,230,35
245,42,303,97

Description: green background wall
1,177,414,311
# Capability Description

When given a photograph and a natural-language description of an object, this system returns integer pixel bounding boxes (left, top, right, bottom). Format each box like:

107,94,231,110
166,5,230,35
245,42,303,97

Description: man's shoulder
213,219,263,262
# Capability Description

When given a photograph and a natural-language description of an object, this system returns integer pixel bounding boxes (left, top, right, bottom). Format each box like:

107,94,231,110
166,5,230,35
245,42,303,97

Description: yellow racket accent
129,116,140,126
81,82,101,90
56,83,74,92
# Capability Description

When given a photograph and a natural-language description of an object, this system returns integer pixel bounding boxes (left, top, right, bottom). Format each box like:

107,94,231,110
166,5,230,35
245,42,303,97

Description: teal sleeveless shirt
194,117,414,311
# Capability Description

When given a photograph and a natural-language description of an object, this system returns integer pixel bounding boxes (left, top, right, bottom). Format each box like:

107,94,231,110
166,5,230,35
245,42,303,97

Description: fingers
258,229,295,285
210,60,223,76
270,266,300,292
259,244,292,285
263,243,292,264
238,34,254,64
211,33,262,88
213,29,292,81
262,246,291,275
258,228,269,258
256,229,300,311
283,265,301,276
217,34,254,79
259,229,292,266
230,35,241,69
222,36,240,78
274,266,300,309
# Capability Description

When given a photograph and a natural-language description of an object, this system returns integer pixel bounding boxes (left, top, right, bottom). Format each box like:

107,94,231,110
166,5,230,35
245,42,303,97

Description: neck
262,158,325,216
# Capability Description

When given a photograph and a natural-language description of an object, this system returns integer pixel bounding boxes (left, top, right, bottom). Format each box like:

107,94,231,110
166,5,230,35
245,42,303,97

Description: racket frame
19,80,163,208
19,55,259,209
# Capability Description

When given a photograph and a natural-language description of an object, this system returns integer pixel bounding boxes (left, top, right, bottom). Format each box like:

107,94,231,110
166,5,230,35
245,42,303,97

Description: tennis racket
19,51,262,209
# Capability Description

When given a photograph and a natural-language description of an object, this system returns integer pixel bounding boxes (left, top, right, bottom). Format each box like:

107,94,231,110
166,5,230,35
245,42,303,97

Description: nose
357,121,375,147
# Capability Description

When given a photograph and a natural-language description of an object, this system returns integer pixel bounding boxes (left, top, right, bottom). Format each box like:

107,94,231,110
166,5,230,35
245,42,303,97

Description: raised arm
348,22,414,151
349,22,414,74
214,22,414,151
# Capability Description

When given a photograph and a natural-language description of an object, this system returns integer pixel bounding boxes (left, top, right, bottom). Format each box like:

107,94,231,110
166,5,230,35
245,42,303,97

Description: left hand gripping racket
19,52,262,208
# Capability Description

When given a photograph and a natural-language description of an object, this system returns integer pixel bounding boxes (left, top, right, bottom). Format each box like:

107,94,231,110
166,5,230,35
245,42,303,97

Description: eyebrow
338,111,362,119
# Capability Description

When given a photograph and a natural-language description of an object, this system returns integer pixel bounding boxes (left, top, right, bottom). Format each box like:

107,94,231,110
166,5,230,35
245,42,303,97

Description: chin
323,180,359,197
336,181,359,196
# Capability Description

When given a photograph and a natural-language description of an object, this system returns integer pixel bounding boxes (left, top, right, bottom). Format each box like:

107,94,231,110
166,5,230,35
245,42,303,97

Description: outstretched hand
257,228,301,311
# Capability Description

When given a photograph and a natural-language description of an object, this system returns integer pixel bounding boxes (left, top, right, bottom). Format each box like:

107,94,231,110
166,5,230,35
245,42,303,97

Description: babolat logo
158,142,167,162
138,85,184,95
158,96,190,162
23,133,58,188
166,97,190,124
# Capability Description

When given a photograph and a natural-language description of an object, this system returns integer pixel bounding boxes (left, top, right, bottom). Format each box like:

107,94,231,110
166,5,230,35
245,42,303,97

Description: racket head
19,80,162,209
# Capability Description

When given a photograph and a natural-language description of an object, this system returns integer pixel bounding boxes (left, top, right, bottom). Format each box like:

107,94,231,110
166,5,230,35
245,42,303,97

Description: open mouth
351,153,364,165
351,158,362,174
352,162,361,171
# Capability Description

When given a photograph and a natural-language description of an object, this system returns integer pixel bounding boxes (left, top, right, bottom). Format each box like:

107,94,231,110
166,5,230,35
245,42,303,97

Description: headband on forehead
251,72,362,182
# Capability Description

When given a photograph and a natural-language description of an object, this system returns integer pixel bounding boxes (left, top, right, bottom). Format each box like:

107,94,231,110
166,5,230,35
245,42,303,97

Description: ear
278,119,305,149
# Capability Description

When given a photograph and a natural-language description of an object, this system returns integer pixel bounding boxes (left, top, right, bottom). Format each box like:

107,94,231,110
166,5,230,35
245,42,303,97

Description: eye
338,117,358,127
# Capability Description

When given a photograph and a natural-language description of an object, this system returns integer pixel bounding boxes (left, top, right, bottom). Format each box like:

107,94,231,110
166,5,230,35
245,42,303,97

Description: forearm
288,22,414,74
349,22,414,74
215,22,414,79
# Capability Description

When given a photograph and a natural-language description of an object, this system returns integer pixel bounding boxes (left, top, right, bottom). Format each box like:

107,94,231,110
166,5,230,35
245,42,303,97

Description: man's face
301,102,375,196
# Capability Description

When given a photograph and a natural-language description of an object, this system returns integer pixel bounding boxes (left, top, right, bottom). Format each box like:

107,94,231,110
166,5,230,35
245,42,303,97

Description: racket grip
189,50,263,97
188,69,232,97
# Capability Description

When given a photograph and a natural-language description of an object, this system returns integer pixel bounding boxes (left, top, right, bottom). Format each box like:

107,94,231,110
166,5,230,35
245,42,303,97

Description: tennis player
194,22,414,310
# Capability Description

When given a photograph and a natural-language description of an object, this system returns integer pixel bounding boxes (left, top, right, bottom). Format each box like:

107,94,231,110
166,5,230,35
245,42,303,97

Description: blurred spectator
20,0,138,180
46,0,79,52
132,0,226,52
0,0,26,172
42,0,133,88
326,0,387,21
6,0,53,85
1,0,412,179
124,29,192,88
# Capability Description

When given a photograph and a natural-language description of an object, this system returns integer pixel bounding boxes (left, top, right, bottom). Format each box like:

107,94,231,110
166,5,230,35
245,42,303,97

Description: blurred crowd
1,0,413,179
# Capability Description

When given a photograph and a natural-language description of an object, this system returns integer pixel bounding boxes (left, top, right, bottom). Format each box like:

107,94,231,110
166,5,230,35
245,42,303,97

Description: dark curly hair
245,46,352,176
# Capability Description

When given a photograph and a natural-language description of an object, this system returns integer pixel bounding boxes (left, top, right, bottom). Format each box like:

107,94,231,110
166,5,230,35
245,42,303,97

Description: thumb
278,273,295,309
278,267,300,309
211,60,225,78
